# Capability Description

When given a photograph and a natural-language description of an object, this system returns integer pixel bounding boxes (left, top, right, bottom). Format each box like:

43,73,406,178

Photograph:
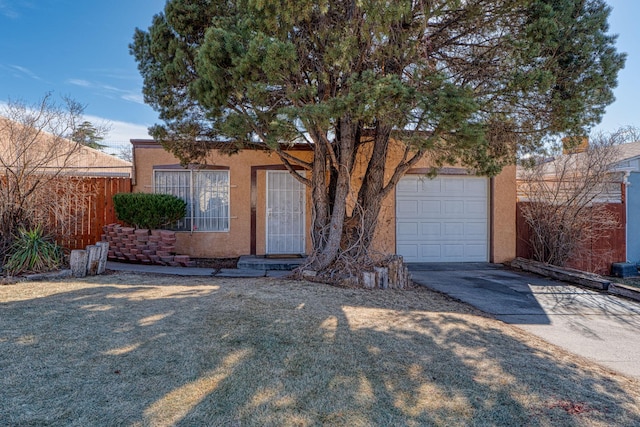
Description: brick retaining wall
101,224,194,267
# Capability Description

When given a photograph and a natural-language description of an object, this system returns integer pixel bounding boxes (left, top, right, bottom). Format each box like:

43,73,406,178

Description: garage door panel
466,179,487,193
421,245,442,259
444,178,465,193
443,222,464,236
421,178,442,193
466,244,488,259
397,200,419,216
422,222,442,237
397,244,419,260
420,200,441,216
442,244,464,258
397,221,419,237
465,222,487,237
444,200,465,215
466,200,487,215
397,176,488,262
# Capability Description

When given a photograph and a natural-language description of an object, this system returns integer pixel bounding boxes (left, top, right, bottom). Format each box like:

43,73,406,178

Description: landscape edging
509,257,640,303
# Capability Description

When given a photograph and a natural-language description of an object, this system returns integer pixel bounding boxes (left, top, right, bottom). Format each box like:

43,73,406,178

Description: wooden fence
516,201,626,275
52,177,132,250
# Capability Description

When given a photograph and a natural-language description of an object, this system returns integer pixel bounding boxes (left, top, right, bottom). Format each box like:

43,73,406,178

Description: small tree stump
361,271,377,289
375,267,389,289
86,245,102,276
70,250,88,278
96,241,109,274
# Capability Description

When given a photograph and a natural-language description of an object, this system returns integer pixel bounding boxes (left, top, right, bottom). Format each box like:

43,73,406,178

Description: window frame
153,167,230,233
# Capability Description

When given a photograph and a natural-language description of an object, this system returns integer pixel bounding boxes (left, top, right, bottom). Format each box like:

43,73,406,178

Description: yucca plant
3,225,64,275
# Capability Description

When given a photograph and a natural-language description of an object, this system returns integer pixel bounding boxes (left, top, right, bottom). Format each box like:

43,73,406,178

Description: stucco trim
131,138,313,151
406,167,472,176
152,164,230,170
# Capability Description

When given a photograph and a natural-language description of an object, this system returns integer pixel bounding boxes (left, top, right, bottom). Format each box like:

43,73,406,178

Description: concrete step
237,255,305,271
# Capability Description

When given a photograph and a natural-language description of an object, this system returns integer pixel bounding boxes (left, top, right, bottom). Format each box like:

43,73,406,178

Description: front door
266,171,306,254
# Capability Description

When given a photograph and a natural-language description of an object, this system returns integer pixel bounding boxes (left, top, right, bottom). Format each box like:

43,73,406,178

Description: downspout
623,170,631,262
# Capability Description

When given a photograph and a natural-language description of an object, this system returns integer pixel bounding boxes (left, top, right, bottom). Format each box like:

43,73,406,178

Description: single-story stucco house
131,139,516,264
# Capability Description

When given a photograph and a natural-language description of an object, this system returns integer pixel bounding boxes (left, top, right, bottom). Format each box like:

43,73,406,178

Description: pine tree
70,121,107,151
131,0,625,284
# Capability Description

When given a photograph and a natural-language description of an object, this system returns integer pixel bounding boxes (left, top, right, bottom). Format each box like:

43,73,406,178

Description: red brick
174,255,190,263
160,230,175,239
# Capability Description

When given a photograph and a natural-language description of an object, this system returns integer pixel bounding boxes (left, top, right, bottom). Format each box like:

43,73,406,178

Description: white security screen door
266,171,306,254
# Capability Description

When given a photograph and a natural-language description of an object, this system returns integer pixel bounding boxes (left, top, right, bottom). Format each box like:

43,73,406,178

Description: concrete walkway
105,261,291,278
408,263,640,380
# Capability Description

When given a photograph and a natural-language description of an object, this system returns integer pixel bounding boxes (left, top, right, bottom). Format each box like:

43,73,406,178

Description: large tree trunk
306,117,356,272
300,122,415,288
348,123,392,259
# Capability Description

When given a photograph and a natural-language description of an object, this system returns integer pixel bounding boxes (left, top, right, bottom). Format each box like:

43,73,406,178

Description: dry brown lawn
1,272,640,426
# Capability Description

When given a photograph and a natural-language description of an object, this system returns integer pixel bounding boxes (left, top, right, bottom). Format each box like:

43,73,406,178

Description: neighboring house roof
0,117,132,177
611,140,640,171
515,140,640,204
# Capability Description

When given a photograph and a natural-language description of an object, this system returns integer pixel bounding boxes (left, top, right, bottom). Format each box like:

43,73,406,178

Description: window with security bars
154,170,230,232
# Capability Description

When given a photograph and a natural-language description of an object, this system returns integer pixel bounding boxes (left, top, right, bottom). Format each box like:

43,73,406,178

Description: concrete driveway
408,263,640,380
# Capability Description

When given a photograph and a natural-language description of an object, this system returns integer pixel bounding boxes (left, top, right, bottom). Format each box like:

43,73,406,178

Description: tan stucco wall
132,140,516,262
132,141,313,257
490,165,517,263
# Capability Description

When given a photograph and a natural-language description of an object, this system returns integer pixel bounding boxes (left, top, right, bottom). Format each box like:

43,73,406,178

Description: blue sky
0,0,637,146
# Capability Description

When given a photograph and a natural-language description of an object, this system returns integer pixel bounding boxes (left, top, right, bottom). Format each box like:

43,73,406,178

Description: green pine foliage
130,0,625,273
113,193,187,230
131,0,624,170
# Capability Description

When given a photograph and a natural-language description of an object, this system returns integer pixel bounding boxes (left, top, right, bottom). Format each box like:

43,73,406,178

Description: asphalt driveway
409,263,640,380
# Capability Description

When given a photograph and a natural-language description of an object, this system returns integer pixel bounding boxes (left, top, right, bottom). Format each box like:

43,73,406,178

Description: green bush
113,193,187,230
4,225,64,275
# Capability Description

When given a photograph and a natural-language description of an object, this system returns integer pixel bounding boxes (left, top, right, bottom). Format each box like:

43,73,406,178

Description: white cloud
66,78,146,106
0,1,19,19
0,100,154,145
84,114,152,142
67,78,92,87
9,64,42,81
121,93,145,105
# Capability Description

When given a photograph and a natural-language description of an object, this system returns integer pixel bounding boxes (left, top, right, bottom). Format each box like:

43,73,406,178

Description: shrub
113,193,187,230
3,225,64,275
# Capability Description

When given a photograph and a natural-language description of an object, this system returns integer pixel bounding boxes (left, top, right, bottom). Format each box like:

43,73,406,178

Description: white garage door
396,175,489,262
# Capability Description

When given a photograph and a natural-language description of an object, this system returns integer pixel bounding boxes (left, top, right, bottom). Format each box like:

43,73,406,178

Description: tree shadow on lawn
1,275,639,426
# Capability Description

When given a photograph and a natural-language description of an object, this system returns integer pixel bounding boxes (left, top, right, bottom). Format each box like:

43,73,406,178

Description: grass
1,273,640,426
